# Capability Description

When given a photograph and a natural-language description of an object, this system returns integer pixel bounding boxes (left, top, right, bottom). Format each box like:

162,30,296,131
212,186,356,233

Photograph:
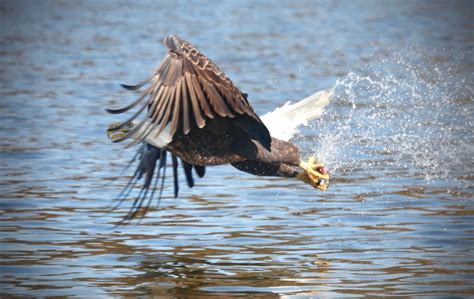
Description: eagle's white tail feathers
261,88,333,141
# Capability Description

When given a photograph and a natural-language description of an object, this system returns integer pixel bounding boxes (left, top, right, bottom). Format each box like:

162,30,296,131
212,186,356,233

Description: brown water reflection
1,0,473,297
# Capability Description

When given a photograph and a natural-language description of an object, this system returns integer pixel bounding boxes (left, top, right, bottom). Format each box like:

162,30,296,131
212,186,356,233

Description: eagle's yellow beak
107,123,129,142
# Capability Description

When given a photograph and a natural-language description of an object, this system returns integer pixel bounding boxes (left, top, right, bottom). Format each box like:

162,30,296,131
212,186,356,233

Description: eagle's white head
107,120,172,148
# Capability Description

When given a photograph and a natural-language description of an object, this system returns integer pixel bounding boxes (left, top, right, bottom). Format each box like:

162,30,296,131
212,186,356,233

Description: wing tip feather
163,35,182,53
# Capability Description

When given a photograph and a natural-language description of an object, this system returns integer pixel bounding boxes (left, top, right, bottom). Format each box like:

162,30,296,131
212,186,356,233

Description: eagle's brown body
167,116,301,177
167,117,246,166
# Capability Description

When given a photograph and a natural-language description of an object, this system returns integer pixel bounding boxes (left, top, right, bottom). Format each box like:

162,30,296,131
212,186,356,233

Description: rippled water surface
1,0,473,297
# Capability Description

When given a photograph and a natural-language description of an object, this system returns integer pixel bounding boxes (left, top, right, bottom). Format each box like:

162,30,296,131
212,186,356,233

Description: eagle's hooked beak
107,122,132,142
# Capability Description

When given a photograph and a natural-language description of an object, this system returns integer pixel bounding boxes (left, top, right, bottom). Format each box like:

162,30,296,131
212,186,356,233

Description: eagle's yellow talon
298,157,330,190
317,183,328,191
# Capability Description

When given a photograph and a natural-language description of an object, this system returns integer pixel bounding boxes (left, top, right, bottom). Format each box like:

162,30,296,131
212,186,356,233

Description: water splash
309,48,473,187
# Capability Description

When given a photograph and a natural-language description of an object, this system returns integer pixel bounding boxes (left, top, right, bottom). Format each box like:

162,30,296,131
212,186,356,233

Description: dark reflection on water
1,0,473,297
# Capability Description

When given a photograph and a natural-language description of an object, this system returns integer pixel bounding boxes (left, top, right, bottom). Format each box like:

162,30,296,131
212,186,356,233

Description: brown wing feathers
108,35,269,147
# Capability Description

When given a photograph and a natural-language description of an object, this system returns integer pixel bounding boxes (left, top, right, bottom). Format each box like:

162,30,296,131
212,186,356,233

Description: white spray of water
302,49,473,187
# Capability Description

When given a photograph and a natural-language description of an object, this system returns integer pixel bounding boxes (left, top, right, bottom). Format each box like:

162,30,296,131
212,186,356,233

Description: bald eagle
107,35,331,220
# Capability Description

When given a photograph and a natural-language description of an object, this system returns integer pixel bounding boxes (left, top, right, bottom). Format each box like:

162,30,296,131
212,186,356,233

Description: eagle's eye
127,122,133,128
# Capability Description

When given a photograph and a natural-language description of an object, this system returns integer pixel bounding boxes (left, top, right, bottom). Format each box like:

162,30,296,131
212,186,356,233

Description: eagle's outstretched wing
107,34,271,149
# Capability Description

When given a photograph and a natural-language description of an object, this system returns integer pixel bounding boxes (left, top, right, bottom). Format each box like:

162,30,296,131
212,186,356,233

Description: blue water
1,0,473,297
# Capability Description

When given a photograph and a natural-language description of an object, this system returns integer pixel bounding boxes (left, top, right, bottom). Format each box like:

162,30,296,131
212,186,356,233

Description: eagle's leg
297,157,330,191
232,160,300,177
234,137,330,190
